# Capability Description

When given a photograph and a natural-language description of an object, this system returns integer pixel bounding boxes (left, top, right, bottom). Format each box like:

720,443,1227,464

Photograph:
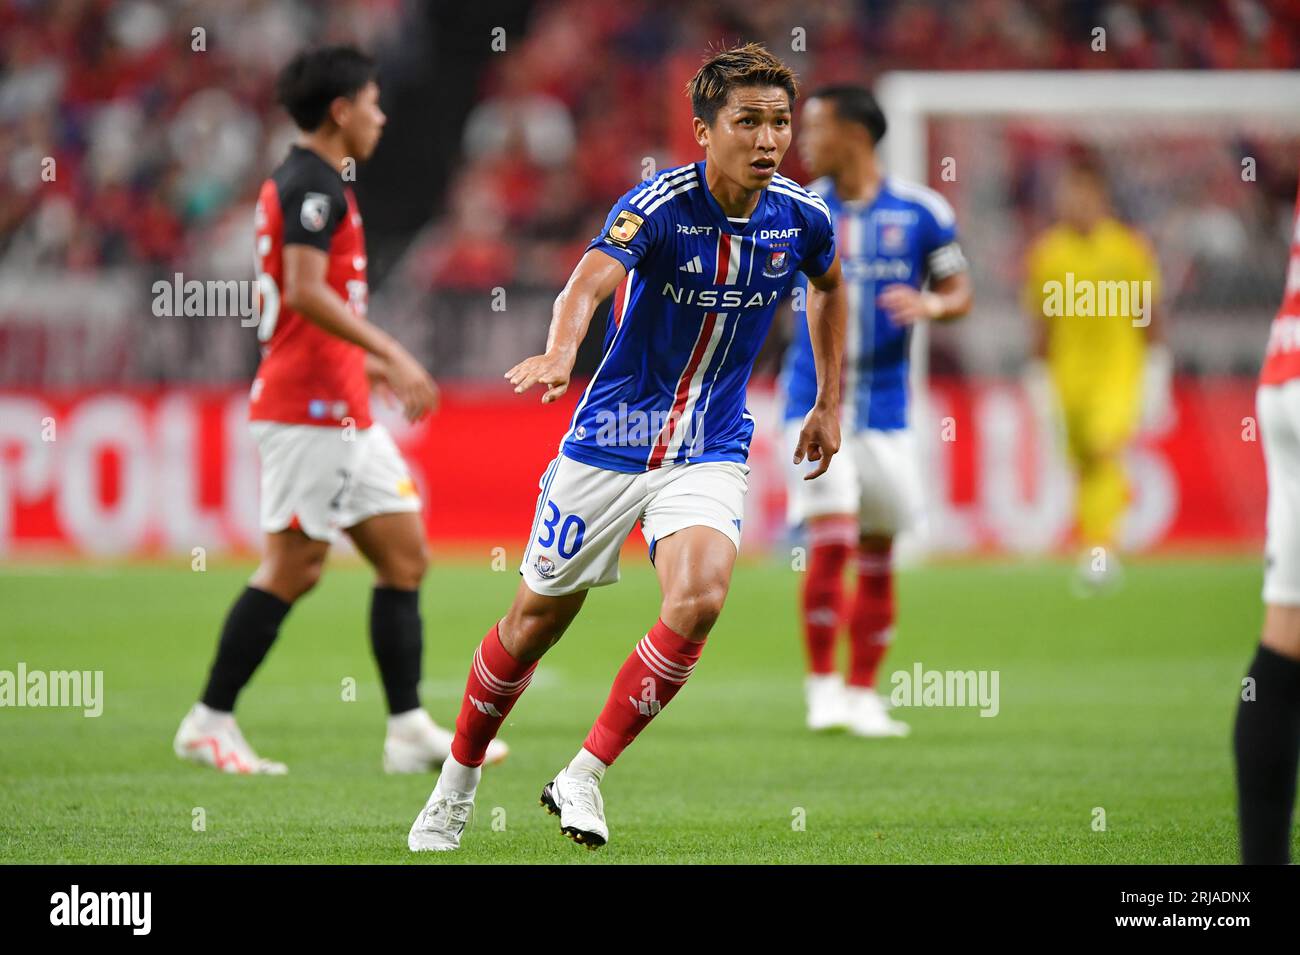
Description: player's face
797,96,844,179
697,85,792,191
1056,170,1107,228
338,81,386,161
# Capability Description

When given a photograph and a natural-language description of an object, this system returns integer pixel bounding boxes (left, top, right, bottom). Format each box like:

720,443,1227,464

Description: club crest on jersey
763,248,790,278
607,210,644,247
300,192,330,232
881,224,907,253
534,554,556,578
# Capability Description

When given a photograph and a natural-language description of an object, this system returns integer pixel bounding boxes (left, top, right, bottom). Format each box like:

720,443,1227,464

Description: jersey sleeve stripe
767,183,833,224
887,177,956,228
773,174,832,216
632,167,697,209
643,180,699,217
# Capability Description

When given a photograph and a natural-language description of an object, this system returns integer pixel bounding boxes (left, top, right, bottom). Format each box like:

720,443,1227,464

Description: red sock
450,623,537,767
583,619,704,765
801,517,857,674
848,546,894,688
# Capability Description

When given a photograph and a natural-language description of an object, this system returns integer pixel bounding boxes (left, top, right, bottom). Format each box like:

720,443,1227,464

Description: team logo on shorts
607,210,644,247
300,192,331,232
534,554,556,578
763,248,790,278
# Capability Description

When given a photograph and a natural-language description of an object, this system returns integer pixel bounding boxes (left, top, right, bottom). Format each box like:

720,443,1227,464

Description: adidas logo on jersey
678,255,704,274
469,695,502,718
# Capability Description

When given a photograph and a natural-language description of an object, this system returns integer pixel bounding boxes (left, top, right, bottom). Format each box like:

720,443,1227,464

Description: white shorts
1259,381,1300,605
783,420,922,536
519,454,748,596
250,421,421,543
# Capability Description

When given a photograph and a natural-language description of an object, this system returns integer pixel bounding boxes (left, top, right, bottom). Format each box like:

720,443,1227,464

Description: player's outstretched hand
381,349,438,422
506,351,572,404
878,284,940,326
794,406,841,480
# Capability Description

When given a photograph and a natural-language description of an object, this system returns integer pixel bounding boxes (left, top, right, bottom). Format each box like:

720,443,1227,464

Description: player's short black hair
687,42,798,127
807,85,887,145
1063,147,1108,188
275,45,377,132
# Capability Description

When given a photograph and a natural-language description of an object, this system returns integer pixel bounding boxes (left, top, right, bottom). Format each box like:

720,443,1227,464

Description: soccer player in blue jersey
408,43,848,851
779,86,972,737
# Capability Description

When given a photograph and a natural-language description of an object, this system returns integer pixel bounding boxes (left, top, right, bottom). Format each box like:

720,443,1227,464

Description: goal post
870,70,1300,557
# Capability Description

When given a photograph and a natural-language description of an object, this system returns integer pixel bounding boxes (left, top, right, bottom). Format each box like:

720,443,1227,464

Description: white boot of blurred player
383,708,508,774
844,687,910,737
173,702,288,774
805,673,849,731
1073,547,1125,597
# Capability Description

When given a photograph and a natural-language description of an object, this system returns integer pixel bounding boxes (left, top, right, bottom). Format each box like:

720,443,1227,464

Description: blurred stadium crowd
1,0,1299,385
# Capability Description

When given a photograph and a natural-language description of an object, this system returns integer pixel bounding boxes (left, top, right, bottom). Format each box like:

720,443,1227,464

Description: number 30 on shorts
536,503,586,558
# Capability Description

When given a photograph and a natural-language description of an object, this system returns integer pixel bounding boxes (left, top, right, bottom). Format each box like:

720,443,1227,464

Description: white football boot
408,775,476,852
805,673,849,731
383,708,509,773
540,767,609,849
1073,548,1125,597
173,702,288,775
844,687,910,738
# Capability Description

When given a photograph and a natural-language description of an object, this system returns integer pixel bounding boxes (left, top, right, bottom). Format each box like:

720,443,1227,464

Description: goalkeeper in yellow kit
1022,156,1169,591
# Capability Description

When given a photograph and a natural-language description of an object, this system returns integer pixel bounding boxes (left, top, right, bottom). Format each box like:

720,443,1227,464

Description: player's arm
282,244,436,421
1018,239,1059,421
1028,303,1048,360
879,208,973,325
795,253,846,480
506,249,627,404
878,270,973,325
1134,235,1172,427
1133,234,1163,341
1020,239,1049,360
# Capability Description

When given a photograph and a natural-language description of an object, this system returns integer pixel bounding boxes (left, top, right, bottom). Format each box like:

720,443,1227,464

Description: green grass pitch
0,554,1285,864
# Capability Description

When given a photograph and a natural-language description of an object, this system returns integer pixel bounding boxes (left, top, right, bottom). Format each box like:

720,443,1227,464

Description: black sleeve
279,165,346,252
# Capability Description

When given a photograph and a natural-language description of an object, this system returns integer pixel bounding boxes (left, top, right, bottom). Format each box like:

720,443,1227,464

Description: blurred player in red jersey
173,46,506,775
1234,174,1300,864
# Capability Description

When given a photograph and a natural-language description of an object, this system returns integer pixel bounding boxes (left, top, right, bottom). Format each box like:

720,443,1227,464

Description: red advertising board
0,379,1268,557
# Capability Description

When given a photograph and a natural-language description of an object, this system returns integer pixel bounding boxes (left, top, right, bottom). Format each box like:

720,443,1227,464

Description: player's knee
291,555,327,598
1262,605,1300,659
501,606,568,661
377,543,428,590
859,533,892,554
254,554,324,603
663,581,728,639
406,545,430,587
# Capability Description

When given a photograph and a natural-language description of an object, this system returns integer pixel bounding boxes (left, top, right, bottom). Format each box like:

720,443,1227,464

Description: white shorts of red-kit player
1259,379,1300,606
250,421,420,543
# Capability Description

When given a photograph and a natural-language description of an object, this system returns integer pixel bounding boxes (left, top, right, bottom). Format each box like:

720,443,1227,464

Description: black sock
1233,643,1300,864
200,587,292,712
370,586,423,715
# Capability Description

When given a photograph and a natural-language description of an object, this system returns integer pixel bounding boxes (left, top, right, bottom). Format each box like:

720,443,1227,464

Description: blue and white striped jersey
561,161,836,473
780,176,965,431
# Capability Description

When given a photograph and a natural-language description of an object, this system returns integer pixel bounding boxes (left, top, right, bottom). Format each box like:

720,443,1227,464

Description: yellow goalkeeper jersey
1023,217,1160,385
